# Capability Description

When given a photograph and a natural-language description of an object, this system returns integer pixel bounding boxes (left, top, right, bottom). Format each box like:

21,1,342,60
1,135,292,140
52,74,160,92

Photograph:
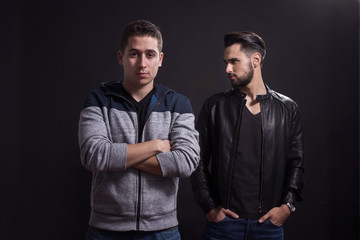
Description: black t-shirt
229,106,262,219
124,88,154,142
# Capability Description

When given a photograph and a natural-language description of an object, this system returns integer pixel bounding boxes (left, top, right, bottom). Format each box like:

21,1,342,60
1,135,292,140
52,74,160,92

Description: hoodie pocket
92,171,137,216
140,173,178,217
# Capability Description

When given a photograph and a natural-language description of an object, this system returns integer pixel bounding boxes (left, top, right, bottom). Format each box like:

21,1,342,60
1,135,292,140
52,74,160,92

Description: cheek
233,66,240,73
149,60,161,70
239,65,248,73
123,59,134,67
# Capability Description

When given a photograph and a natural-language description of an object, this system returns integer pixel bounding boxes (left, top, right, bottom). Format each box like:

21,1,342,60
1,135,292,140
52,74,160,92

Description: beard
229,63,254,88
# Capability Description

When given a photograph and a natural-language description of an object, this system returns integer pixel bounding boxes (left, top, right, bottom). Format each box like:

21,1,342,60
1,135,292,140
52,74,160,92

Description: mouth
137,72,149,77
228,74,236,80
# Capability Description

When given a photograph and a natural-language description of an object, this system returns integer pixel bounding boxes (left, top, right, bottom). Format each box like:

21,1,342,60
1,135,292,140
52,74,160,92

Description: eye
224,59,238,65
146,50,158,58
147,52,157,58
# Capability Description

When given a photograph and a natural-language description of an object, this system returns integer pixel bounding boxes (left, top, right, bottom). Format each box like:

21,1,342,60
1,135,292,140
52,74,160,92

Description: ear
118,50,124,65
158,52,164,67
252,52,261,68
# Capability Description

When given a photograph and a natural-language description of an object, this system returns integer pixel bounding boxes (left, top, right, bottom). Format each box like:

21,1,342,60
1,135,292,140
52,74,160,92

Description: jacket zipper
258,102,264,215
226,98,246,209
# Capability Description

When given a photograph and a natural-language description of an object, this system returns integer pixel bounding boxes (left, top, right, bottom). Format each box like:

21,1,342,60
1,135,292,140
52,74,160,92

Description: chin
138,79,154,85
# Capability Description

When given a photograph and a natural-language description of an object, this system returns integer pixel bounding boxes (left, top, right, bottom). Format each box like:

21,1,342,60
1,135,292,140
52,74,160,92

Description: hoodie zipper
135,89,171,230
137,90,170,230
145,89,171,123
114,96,143,230
110,88,172,230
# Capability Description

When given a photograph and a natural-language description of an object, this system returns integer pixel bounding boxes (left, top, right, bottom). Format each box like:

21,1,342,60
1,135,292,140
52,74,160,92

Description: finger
270,218,282,227
223,209,239,219
258,213,270,223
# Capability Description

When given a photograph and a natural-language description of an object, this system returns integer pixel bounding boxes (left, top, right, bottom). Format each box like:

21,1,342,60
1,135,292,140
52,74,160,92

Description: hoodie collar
101,81,172,100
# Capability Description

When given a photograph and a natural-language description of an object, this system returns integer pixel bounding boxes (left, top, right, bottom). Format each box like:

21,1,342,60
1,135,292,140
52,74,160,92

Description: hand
206,206,239,223
258,204,291,226
154,139,171,153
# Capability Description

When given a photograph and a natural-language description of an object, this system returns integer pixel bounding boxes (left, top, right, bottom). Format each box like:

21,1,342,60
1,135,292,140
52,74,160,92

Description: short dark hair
120,20,163,52
224,31,266,66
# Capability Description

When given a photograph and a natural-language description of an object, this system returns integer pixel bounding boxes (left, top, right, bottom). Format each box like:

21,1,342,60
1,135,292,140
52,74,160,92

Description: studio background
3,0,359,239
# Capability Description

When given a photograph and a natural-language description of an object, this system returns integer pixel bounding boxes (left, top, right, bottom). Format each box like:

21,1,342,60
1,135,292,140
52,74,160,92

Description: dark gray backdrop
3,0,359,239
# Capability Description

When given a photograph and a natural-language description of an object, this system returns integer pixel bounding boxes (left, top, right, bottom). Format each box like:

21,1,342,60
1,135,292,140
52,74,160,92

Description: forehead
224,44,247,58
125,35,160,52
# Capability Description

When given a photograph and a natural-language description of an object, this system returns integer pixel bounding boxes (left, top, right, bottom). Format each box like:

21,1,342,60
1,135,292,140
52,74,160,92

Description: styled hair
224,31,266,66
120,20,163,52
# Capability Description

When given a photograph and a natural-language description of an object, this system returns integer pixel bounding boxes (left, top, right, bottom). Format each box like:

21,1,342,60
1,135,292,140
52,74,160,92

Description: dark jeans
86,226,181,240
203,217,284,240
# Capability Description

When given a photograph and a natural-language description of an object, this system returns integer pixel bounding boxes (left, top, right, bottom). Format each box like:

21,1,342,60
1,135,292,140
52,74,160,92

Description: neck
239,71,266,100
122,80,154,102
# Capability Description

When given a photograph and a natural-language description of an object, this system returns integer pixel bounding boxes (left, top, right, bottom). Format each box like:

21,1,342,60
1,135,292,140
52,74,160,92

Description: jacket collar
256,83,272,101
230,83,272,100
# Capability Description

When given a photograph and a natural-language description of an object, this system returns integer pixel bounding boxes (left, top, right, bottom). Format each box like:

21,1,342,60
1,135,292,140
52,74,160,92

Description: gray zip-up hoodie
78,81,200,231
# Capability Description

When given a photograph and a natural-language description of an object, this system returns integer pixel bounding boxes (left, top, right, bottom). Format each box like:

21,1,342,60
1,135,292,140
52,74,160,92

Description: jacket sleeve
156,97,200,178
190,100,217,214
282,104,305,204
78,92,128,172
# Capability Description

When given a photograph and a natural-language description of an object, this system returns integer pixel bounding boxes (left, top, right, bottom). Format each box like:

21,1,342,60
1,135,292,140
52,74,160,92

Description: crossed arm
79,96,199,177
126,139,171,176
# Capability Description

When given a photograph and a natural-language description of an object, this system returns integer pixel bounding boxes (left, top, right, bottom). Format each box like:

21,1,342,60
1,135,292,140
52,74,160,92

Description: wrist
151,140,162,153
284,203,296,213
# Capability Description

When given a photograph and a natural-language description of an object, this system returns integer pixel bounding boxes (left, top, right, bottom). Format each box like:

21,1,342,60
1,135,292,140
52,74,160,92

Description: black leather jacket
191,85,304,215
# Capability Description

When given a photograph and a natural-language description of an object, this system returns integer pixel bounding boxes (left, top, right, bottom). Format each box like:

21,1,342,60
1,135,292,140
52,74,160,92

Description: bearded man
191,31,304,240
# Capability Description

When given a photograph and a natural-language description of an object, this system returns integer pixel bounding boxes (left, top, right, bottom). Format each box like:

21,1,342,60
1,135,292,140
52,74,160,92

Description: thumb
258,213,270,223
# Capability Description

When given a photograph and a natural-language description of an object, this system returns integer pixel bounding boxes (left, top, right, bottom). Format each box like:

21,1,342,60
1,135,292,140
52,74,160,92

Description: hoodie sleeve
78,90,128,172
156,95,200,178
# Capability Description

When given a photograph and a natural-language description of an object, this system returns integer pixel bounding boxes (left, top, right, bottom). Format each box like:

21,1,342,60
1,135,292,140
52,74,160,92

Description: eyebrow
127,48,158,53
224,58,239,63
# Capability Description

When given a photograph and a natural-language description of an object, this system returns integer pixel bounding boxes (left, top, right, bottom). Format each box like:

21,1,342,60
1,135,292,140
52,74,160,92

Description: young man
191,31,304,240
78,20,200,240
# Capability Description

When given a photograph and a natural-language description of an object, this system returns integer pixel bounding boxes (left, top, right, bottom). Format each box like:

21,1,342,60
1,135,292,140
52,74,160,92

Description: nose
138,54,147,68
225,63,232,73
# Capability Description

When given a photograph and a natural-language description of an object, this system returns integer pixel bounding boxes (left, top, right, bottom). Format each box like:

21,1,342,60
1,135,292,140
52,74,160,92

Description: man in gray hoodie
78,20,200,240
